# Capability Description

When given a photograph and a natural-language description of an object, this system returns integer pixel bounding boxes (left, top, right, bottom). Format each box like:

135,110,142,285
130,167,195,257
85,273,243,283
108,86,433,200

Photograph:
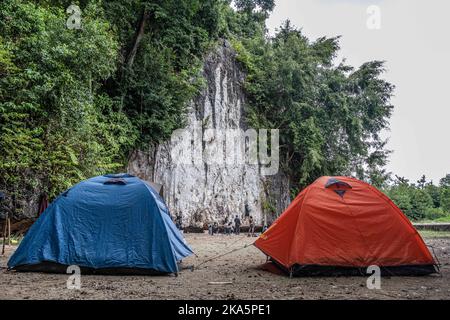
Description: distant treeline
385,174,450,221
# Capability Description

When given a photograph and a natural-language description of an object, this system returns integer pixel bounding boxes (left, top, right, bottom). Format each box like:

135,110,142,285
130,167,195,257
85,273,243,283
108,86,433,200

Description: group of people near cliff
174,213,266,237
208,215,258,237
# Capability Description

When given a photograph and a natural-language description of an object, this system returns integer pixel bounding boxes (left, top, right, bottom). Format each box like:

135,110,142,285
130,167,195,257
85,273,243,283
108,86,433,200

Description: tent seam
287,180,316,268
141,182,181,271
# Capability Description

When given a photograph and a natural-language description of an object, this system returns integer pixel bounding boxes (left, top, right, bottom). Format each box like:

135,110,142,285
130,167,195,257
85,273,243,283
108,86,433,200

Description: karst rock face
128,42,290,228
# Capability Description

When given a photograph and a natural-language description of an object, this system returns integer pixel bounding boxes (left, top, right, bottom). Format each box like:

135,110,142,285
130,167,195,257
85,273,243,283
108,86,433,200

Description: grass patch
416,215,450,224
419,230,450,238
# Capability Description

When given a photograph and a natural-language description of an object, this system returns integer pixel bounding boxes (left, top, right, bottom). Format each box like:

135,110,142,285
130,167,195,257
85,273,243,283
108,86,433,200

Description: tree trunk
2,218,6,255
7,217,10,245
126,9,150,70
119,8,151,112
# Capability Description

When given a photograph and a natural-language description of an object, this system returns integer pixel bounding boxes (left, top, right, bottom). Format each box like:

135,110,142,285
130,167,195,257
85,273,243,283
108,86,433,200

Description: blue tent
8,174,193,274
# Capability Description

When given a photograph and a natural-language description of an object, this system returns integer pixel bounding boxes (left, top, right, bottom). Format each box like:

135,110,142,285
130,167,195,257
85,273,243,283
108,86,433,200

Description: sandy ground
1,233,450,300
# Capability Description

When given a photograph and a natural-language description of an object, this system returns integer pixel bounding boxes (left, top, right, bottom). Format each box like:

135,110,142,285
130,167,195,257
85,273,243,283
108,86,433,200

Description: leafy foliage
385,175,450,221
0,0,136,213
2,0,433,223
102,0,230,145
0,0,229,215
237,21,394,190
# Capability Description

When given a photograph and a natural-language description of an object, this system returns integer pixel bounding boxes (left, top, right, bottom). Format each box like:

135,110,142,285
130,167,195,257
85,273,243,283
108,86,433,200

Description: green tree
425,183,441,208
417,175,427,189
439,174,450,213
410,189,433,220
440,174,450,188
234,0,275,14
0,0,136,214
386,174,450,221
240,21,394,190
386,177,413,218
441,186,450,213
0,0,412,223
102,0,227,145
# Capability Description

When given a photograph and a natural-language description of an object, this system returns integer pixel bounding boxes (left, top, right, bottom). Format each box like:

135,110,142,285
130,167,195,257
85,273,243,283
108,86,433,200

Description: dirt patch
1,234,449,300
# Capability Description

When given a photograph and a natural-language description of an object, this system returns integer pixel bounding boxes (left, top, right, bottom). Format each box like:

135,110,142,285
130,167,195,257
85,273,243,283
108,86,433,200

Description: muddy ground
1,233,449,300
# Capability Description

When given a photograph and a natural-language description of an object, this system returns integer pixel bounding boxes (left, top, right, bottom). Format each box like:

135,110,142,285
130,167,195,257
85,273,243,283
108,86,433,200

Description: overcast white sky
266,0,450,184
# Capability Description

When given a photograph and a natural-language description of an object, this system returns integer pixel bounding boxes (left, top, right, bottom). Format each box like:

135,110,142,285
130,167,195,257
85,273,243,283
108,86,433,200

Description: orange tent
255,176,437,276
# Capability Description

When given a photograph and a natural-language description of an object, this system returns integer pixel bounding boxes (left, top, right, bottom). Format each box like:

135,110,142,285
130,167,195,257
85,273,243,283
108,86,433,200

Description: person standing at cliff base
248,216,255,237
224,221,232,235
234,215,241,235
175,213,183,231
208,223,213,235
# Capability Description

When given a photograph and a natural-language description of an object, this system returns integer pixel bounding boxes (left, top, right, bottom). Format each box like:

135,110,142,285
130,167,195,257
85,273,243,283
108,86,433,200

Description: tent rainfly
8,174,192,275
255,176,437,276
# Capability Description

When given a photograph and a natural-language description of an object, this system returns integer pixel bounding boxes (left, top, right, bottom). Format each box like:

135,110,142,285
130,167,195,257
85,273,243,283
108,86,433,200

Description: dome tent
255,176,437,276
8,174,193,275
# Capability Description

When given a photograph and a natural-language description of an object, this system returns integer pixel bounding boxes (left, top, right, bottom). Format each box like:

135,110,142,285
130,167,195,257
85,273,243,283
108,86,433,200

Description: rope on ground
193,243,253,270
225,234,249,248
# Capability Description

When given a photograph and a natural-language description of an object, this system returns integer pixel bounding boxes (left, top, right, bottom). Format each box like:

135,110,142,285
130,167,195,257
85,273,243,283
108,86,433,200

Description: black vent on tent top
325,178,352,190
325,178,352,198
104,178,127,185
334,190,347,198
